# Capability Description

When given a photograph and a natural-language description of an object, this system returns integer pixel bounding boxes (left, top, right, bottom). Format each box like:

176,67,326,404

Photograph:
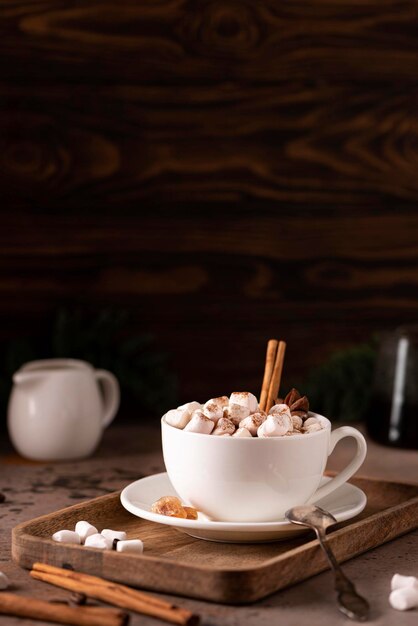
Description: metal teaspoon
285,505,369,621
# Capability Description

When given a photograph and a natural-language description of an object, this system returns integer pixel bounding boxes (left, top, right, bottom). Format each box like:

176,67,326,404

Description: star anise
284,388,309,420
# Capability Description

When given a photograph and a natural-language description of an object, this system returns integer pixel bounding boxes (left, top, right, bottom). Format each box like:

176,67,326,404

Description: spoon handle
316,530,369,622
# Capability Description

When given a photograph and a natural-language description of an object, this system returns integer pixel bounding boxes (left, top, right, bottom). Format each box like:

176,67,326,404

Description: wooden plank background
1,0,418,404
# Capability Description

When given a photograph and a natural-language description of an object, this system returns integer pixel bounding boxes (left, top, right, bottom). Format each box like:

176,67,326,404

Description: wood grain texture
3,81,418,209
3,0,418,84
1,0,418,401
3,0,418,209
11,477,418,604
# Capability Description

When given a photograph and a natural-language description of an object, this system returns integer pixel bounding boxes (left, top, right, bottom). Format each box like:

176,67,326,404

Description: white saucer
120,473,367,543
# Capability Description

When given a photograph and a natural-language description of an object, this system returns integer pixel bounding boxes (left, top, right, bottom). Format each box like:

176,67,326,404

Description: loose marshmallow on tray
75,521,98,543
85,533,112,550
101,528,127,543
213,417,236,436
52,520,144,552
203,396,229,422
164,401,201,430
116,539,144,554
52,530,81,545
184,410,215,434
258,413,292,437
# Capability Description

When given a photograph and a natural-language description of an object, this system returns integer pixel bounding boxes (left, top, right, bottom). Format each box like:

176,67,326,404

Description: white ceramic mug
8,359,120,461
162,413,367,522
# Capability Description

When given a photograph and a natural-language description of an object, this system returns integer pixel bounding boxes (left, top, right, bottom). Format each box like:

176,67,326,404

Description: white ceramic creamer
7,359,120,460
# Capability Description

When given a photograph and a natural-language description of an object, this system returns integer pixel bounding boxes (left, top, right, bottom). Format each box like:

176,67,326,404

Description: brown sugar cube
183,506,198,520
151,496,187,518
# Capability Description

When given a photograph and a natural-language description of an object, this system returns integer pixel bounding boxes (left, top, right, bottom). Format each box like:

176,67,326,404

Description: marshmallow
164,409,186,429
203,396,229,422
116,539,144,554
257,413,292,437
269,403,292,419
304,422,323,433
392,574,418,591
239,412,266,436
75,521,98,543
213,417,236,436
304,417,320,428
178,401,201,414
164,401,201,429
85,533,112,550
291,415,303,430
233,427,252,438
230,392,258,414
184,410,215,434
0,572,10,590
389,587,418,611
101,529,127,543
303,418,323,433
52,530,81,545
227,403,250,425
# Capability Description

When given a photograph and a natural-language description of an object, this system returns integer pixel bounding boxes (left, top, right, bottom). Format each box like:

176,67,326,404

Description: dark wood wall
1,0,418,402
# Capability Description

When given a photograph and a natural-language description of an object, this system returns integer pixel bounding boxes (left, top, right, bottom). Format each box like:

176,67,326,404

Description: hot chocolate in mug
162,413,367,522
8,359,120,461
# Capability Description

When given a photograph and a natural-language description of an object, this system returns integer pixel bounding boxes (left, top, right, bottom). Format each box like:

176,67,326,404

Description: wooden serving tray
12,476,418,604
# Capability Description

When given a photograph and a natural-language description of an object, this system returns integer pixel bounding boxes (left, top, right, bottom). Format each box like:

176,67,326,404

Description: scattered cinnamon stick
259,339,278,412
265,340,286,413
31,563,199,626
0,592,128,626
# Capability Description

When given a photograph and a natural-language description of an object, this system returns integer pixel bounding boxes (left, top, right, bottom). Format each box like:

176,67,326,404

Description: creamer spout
12,371,44,385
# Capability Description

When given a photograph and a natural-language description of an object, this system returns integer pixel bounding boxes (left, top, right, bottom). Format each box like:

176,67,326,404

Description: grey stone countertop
0,423,417,625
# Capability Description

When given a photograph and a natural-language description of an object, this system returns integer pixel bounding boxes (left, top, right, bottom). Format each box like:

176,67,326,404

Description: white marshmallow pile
389,573,418,611
164,392,323,437
52,520,143,554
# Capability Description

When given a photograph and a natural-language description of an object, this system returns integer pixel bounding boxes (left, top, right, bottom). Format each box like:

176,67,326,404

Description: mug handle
308,426,367,504
95,370,120,428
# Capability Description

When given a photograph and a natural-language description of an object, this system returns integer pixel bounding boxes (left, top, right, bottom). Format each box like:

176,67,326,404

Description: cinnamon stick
31,563,199,626
265,340,286,413
259,339,278,412
0,592,128,626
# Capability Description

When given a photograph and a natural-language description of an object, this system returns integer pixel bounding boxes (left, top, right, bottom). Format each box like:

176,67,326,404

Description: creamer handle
95,370,120,428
